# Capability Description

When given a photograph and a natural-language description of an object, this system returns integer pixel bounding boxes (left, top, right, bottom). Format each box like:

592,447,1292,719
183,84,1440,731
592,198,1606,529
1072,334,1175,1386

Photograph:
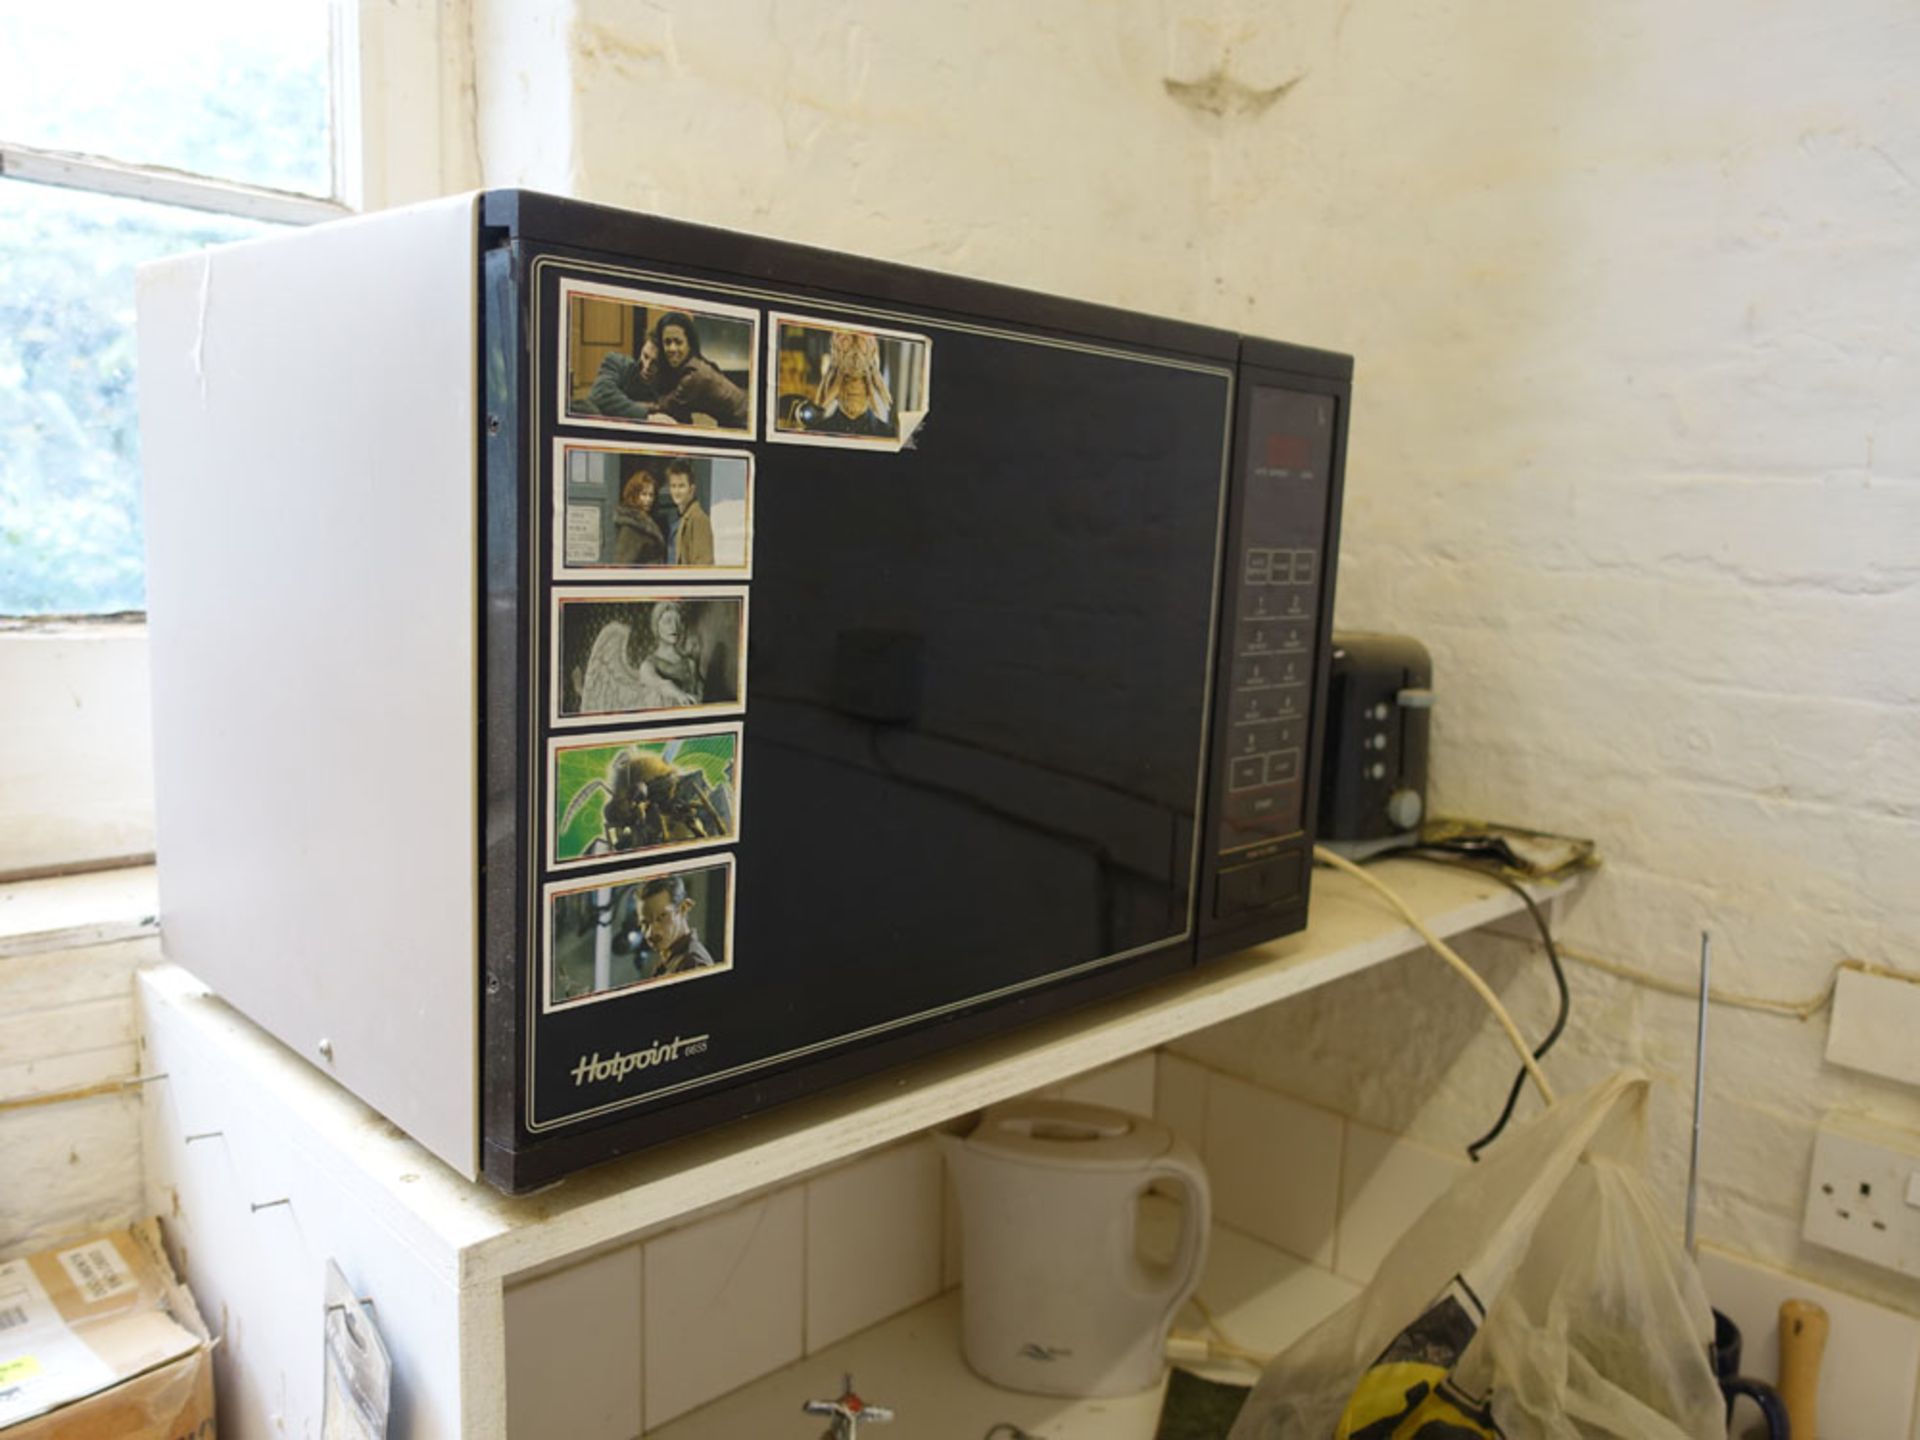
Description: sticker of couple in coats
565,281,758,438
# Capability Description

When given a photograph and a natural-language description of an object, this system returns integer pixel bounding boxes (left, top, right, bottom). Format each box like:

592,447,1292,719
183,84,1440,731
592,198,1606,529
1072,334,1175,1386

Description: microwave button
1226,786,1286,822
1235,720,1286,753
1229,756,1265,790
1214,854,1305,919
1266,749,1301,784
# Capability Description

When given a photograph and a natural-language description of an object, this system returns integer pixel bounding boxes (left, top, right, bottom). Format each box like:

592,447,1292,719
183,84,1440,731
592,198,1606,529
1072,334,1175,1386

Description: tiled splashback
503,1049,1920,1438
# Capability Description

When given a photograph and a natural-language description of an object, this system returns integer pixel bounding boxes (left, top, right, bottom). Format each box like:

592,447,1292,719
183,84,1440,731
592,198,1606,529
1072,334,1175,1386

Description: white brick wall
508,0,1920,1321
1172,0,1920,1318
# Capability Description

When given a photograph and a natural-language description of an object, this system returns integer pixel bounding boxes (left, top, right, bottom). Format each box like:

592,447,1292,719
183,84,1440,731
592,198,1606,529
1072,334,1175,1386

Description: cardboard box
0,1220,213,1439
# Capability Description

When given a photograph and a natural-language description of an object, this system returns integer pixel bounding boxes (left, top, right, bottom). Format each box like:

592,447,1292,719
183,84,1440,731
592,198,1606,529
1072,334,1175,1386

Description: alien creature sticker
548,725,742,870
766,313,932,451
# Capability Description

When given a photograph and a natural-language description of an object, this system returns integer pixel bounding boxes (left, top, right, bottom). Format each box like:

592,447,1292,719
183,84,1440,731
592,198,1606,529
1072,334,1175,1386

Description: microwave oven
138,191,1350,1192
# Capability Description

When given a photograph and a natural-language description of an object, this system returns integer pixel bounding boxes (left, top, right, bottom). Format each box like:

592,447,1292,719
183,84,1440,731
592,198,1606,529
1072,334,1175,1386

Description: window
0,2,348,617
0,1,461,879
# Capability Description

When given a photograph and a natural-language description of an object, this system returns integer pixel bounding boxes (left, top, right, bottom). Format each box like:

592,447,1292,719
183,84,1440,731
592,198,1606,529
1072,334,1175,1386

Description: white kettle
940,1098,1210,1398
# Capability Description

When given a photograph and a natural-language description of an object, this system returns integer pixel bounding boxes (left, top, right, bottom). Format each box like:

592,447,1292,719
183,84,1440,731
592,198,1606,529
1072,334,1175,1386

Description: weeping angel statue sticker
553,588,747,725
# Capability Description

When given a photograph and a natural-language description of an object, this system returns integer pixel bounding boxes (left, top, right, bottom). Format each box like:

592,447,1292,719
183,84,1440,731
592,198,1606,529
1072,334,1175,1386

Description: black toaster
1317,633,1433,857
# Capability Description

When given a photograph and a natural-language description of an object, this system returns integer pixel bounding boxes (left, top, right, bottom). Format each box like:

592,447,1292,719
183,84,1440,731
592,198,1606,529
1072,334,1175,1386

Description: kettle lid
959,1098,1175,1170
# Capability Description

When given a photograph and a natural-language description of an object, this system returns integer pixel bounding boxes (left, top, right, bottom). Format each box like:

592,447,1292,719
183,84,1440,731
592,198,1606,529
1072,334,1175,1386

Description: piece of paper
0,1260,118,1427
565,503,602,564
56,1240,137,1306
321,1261,391,1440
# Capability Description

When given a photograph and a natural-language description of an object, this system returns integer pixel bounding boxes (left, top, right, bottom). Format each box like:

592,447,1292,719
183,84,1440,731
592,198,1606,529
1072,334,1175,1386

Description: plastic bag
1228,1072,1725,1440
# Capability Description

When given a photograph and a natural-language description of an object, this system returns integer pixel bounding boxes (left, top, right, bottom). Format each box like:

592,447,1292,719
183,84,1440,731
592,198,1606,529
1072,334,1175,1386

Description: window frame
0,0,471,881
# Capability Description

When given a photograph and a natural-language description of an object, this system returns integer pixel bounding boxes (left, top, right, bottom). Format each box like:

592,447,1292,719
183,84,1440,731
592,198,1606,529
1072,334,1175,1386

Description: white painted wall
1167,0,1920,1319
0,629,155,877
521,0,1920,1321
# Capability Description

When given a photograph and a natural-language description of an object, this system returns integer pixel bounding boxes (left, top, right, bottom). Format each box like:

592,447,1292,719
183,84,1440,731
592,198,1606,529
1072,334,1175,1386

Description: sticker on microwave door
554,439,754,580
560,278,759,439
552,586,748,728
766,313,932,451
543,854,736,1011
548,724,743,870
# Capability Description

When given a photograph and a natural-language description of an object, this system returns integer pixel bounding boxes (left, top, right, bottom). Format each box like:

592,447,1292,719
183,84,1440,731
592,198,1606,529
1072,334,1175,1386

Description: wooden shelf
139,856,1578,1436
142,858,1573,1281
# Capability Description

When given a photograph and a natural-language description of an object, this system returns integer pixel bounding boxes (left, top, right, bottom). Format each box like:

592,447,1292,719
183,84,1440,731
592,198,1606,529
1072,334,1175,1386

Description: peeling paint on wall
1163,68,1302,119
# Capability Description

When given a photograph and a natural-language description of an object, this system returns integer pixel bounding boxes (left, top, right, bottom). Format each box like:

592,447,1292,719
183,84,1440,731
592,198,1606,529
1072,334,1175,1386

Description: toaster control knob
1386,788,1424,831
1396,687,1436,709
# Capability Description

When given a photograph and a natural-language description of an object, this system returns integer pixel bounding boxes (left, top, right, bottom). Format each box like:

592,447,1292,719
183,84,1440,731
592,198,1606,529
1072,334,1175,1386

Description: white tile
1153,1051,1209,1156
1337,1123,1469,1284
942,1165,964,1293
1699,1243,1920,1440
504,1244,643,1440
1189,1219,1362,1359
1202,1072,1341,1267
1050,1052,1158,1115
643,1188,805,1429
806,1140,945,1352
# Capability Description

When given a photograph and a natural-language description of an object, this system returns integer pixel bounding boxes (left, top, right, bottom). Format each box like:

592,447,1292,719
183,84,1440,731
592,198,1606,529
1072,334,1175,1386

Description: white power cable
1313,846,1557,1109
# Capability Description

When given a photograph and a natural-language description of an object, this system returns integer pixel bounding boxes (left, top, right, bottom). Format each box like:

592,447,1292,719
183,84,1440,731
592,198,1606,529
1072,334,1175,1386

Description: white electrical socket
1801,1111,1920,1277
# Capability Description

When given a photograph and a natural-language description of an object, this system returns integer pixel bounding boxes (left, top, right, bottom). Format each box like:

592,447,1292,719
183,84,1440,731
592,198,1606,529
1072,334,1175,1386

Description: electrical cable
1531,936,1838,1019
1398,846,1570,1160
1313,846,1556,1108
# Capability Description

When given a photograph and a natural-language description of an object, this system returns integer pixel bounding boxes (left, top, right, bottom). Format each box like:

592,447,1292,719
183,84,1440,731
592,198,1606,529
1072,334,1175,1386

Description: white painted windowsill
0,865,159,961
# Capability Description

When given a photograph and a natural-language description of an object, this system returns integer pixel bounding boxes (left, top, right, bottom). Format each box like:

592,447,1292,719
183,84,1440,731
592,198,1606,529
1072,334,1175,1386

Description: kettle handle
1143,1148,1212,1320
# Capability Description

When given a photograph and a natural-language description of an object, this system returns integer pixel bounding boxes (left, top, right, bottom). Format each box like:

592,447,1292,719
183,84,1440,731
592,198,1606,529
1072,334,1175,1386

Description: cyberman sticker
548,725,743,870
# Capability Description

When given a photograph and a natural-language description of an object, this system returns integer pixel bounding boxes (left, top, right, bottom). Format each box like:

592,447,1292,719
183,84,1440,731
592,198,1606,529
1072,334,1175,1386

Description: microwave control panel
1199,364,1348,957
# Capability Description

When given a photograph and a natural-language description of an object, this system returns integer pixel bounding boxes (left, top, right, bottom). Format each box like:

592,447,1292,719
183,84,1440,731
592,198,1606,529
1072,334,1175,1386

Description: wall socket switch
1802,1111,1920,1277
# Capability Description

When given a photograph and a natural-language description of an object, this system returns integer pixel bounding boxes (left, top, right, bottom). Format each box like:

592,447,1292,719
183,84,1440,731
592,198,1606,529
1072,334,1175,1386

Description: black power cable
1391,845,1571,1161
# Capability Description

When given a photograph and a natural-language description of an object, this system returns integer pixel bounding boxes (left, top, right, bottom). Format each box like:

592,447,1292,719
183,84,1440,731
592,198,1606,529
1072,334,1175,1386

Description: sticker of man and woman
558,591,746,722
548,857,732,1003
560,445,751,576
567,290,755,435
770,316,931,447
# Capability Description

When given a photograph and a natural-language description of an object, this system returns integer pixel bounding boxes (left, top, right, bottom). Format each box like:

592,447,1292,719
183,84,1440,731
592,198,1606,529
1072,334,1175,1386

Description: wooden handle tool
1777,1298,1828,1440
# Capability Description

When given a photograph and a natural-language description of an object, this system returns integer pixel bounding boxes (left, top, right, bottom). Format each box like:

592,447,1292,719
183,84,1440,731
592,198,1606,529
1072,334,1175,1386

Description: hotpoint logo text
571,1034,710,1087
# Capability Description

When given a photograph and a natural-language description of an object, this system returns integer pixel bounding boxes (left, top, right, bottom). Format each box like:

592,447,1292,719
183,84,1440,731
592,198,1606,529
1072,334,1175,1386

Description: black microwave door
513,250,1235,1169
